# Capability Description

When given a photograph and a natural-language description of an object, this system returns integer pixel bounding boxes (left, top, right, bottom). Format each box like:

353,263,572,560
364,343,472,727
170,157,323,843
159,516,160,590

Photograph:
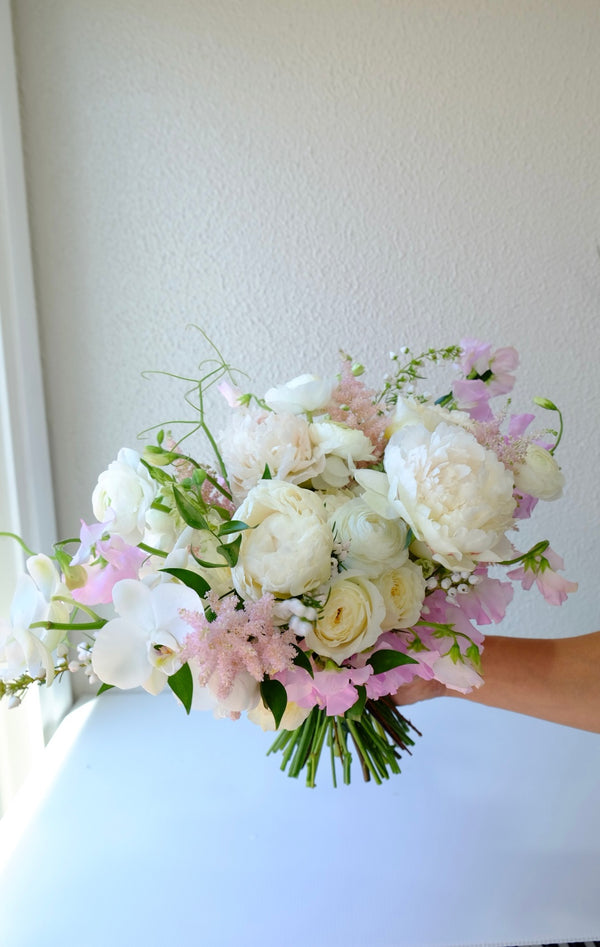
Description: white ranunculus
207,669,261,716
328,497,409,575
373,561,427,631
231,480,333,600
513,444,564,501
264,373,335,415
91,578,201,694
248,698,311,731
309,421,376,489
304,573,385,663
360,421,515,572
386,397,474,437
218,410,325,502
92,448,158,545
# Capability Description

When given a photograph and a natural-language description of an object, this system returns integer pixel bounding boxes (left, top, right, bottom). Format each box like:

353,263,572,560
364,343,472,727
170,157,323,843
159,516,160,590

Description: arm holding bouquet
0,332,579,786
392,631,600,735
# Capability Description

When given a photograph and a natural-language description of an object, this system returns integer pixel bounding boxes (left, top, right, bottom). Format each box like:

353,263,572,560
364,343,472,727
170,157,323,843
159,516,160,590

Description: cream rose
359,421,515,572
513,444,564,501
264,373,335,415
373,561,427,631
231,481,333,600
92,448,158,545
218,410,325,502
328,497,409,575
304,573,385,663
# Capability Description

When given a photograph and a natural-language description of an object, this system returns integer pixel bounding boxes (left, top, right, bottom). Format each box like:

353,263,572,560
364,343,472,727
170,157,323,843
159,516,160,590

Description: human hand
391,677,448,707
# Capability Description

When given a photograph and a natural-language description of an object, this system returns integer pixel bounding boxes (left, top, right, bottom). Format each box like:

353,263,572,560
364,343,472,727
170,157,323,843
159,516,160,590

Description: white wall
10,0,600,642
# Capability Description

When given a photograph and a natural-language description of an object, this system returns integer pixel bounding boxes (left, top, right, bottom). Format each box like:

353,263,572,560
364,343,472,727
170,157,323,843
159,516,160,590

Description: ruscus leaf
367,650,418,675
260,678,288,729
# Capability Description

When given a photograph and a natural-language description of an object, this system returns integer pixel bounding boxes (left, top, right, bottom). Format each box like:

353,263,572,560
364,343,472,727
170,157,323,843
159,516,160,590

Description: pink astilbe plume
181,592,297,701
327,359,388,458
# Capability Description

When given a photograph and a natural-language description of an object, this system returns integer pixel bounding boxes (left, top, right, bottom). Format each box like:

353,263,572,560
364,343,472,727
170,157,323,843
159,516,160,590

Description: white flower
264,373,334,415
91,578,200,694
328,497,409,575
373,561,426,630
358,421,515,571
513,444,564,501
309,421,376,489
218,410,325,502
247,698,310,731
231,480,333,600
386,397,473,437
432,653,483,693
304,572,385,662
0,555,70,684
92,448,158,545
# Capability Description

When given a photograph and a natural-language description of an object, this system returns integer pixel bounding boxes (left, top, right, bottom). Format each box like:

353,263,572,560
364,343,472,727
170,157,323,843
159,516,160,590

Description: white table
1,689,599,947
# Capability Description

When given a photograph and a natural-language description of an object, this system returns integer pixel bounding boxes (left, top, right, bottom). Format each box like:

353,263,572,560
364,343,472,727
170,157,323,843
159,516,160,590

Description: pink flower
453,572,514,625
276,665,373,716
453,339,518,419
72,536,147,605
508,546,577,606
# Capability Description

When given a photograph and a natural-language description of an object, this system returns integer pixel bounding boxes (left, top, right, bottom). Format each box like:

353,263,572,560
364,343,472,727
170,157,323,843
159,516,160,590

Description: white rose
264,373,334,415
92,448,158,545
359,421,515,572
218,410,325,502
328,497,409,575
231,481,333,600
513,444,564,501
304,573,385,663
373,561,426,631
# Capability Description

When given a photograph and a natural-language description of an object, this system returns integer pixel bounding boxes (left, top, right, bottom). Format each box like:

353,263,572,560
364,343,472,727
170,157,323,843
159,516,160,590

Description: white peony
231,480,333,600
264,373,335,415
328,497,409,575
92,448,158,545
218,410,325,502
373,561,427,630
513,444,564,501
386,397,474,437
358,421,515,572
304,572,385,663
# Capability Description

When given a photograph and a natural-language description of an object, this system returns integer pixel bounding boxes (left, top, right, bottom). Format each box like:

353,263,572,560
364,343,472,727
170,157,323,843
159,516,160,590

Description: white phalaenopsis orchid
91,579,200,695
0,554,69,684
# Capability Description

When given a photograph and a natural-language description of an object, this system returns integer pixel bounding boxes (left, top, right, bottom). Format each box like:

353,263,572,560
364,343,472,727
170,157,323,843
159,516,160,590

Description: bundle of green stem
267,698,420,788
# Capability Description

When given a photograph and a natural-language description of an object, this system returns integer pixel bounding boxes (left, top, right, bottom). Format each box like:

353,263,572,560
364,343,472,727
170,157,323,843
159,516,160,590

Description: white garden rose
264,373,335,415
513,444,564,501
304,573,385,663
373,561,427,631
358,421,515,572
328,497,409,575
231,480,333,600
92,448,158,545
218,410,325,502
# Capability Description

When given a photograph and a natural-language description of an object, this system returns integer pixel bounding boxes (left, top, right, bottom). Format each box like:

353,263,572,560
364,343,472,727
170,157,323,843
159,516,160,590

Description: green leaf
97,682,114,695
173,485,209,530
260,678,288,729
344,685,367,720
216,535,241,567
367,650,418,674
466,643,482,671
217,519,251,537
168,662,194,715
190,552,225,570
292,646,314,678
262,463,272,480
141,460,175,485
160,567,211,600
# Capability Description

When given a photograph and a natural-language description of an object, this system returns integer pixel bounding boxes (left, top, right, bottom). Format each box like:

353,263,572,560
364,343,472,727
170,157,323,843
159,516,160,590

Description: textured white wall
11,0,600,639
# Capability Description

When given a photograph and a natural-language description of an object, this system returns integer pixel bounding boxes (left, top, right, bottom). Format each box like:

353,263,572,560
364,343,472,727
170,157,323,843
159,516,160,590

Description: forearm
453,632,600,734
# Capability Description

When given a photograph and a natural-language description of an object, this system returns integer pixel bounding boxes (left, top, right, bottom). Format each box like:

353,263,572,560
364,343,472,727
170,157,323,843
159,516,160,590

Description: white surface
1,690,599,947
9,0,600,646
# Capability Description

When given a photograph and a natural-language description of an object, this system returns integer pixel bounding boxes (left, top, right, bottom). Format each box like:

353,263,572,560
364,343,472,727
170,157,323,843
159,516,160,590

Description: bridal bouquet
0,334,576,786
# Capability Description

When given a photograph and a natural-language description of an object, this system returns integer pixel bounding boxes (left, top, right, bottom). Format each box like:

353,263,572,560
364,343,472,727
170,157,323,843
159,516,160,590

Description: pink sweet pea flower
276,665,373,716
507,545,578,606
453,339,519,419
454,572,514,625
72,536,147,605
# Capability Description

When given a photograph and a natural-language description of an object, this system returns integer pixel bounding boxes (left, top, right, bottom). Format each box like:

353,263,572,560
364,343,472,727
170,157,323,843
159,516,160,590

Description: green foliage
260,678,288,728
367,650,418,674
168,663,194,714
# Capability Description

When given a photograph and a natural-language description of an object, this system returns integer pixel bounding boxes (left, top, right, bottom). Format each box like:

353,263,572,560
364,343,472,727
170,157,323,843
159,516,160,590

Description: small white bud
7,695,21,709
440,577,452,590
457,583,470,595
